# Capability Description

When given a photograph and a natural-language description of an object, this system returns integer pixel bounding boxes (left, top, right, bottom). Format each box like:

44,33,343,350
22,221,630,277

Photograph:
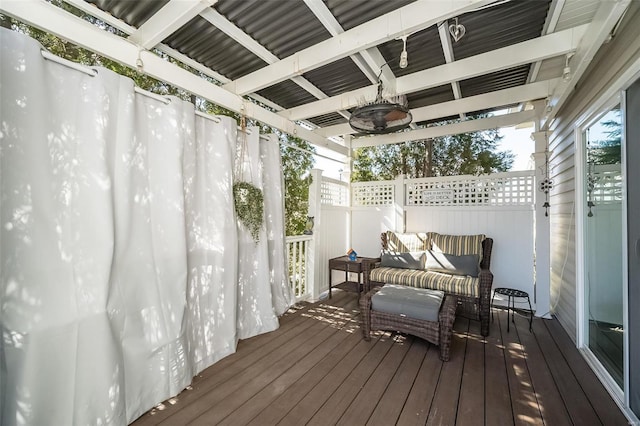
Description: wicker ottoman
360,285,458,361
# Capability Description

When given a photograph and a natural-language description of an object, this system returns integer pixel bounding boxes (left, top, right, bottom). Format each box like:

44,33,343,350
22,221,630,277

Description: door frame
573,63,640,423
574,94,626,404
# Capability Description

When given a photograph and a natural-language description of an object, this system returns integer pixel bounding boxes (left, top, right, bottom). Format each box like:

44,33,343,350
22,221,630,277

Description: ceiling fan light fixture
349,101,412,134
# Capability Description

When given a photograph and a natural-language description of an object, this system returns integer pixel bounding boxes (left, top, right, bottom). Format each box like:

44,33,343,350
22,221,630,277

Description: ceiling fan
348,79,412,135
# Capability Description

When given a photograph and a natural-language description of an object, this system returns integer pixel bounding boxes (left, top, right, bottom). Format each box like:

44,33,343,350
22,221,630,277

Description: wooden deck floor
131,290,628,425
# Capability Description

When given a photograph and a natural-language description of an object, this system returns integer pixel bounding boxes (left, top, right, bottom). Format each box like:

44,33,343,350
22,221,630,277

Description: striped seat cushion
430,233,485,260
385,231,430,253
369,267,479,298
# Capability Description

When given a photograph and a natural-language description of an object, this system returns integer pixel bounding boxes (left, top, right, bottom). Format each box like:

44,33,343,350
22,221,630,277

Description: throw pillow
430,233,485,260
380,251,425,269
425,250,479,277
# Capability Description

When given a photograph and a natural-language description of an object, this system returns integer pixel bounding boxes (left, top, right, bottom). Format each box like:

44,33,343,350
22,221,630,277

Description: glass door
583,104,624,387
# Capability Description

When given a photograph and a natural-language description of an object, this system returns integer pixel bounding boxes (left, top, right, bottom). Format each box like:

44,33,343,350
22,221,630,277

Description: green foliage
233,182,264,243
352,117,514,181
589,112,622,165
280,135,315,236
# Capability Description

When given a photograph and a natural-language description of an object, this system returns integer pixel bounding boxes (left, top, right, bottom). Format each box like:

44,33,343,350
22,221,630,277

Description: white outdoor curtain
261,134,294,315
235,127,279,340
108,91,194,423
1,29,128,426
184,115,238,373
1,29,290,425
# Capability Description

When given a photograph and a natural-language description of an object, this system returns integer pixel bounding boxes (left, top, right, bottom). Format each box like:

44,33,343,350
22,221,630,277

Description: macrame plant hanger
233,109,264,243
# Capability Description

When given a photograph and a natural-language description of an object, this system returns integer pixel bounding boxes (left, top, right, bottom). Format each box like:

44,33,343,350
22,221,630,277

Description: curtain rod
39,49,343,164
40,49,97,77
195,111,268,141
134,86,171,105
188,113,345,162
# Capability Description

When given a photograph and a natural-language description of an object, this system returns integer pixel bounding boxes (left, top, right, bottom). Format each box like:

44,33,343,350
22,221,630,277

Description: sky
314,124,535,180
497,125,535,171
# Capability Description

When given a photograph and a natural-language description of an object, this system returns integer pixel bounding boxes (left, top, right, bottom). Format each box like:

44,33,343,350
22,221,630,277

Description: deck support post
307,168,324,301
394,174,406,232
532,130,552,318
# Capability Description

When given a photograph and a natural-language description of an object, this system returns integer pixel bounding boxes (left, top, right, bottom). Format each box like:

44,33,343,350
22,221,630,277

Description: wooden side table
328,256,379,298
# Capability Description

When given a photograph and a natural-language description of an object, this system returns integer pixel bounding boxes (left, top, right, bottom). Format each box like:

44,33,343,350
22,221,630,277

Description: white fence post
532,131,552,318
394,174,406,232
307,168,323,301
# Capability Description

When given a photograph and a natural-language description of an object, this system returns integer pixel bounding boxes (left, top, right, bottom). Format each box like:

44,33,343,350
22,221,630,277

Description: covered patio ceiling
1,0,631,159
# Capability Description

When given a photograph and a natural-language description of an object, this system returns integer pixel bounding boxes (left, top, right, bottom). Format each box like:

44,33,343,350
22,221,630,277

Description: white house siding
549,2,640,340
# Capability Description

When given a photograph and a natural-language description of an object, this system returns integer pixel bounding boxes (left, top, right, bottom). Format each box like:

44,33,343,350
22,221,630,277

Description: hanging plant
234,181,264,242
234,109,264,243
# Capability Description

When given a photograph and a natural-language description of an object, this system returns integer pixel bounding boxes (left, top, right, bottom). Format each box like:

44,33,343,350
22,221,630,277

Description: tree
279,136,315,236
352,121,513,181
589,110,621,165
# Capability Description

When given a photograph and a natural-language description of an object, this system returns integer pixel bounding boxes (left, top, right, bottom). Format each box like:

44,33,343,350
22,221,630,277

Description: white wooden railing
285,235,312,301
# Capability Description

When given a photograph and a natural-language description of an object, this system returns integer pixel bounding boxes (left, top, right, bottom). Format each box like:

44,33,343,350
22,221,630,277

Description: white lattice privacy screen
352,181,395,206
589,164,622,204
406,171,535,206
320,177,349,206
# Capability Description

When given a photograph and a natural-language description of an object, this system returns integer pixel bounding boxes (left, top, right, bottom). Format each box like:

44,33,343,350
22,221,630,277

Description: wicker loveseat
363,231,494,336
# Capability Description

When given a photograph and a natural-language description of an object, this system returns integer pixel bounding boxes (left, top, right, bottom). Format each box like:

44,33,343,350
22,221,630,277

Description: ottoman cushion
371,284,444,322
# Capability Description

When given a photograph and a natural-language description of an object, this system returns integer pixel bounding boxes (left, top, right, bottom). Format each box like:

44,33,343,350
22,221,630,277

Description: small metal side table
328,256,379,298
492,287,533,332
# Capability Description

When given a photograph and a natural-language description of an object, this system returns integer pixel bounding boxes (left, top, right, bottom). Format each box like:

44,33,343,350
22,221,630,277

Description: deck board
305,331,394,425
395,343,442,425
511,314,573,426
483,314,514,426
130,290,628,426
426,317,469,425
531,313,603,425
499,311,544,426
245,323,365,425
545,318,628,425
336,334,412,425
456,317,485,426
366,339,427,425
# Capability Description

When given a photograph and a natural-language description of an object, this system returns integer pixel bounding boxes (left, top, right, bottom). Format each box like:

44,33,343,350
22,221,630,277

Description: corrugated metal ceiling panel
555,0,600,31
303,57,371,97
255,79,319,109
377,25,446,77
535,57,564,81
452,0,551,60
79,0,565,133
215,0,331,59
406,84,455,109
87,0,168,28
307,112,348,127
324,0,415,31
459,65,531,98
165,16,267,81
